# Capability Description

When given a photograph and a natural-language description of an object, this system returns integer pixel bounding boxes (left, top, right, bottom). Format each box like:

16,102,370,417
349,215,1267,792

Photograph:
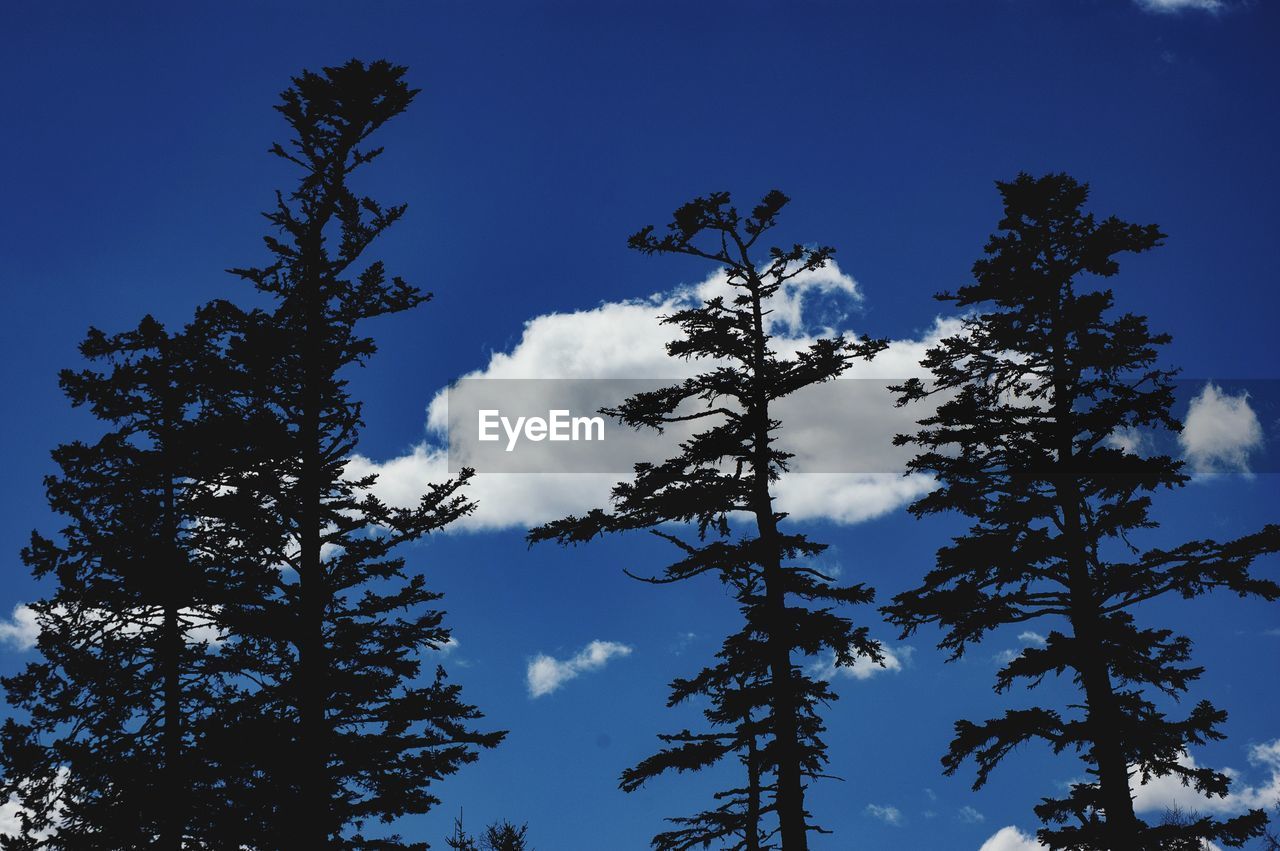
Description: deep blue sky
2,2,1278,848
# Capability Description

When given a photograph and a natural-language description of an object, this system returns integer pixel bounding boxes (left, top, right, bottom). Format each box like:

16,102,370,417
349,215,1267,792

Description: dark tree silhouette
480,820,531,851
619,575,782,851
885,173,1280,850
215,59,502,848
1265,806,1280,851
444,814,531,851
531,190,887,849
444,813,479,851
620,639,779,851
0,314,234,849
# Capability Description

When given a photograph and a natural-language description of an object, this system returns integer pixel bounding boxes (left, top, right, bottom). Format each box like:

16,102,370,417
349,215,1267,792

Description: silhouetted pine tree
531,190,887,850
1266,806,1280,851
0,313,234,849
480,820,531,851
444,815,530,851
621,643,779,851
217,60,502,848
885,172,1280,850
620,575,780,851
444,813,479,851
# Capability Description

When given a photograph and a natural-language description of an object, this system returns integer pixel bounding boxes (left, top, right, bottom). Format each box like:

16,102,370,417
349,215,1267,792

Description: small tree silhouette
885,172,1280,850
481,820,531,851
531,190,887,849
445,812,479,851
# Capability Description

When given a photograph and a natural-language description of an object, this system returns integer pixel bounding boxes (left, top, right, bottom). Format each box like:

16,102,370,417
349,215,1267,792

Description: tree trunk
744,724,762,851
160,428,184,851
1051,290,1140,851
298,463,328,847
1061,486,1140,850
757,518,807,850
297,254,330,848
746,270,808,851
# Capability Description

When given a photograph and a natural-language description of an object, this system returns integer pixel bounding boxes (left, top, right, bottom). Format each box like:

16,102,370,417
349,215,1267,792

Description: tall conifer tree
531,190,887,849
0,313,233,850
219,60,501,848
885,173,1280,850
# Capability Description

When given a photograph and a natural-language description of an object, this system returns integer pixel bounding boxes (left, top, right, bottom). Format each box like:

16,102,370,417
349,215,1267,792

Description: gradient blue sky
2,2,1278,848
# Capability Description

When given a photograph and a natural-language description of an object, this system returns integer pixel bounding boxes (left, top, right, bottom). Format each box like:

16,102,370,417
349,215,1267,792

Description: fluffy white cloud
973,743,1280,851
349,263,954,532
0,796,21,837
978,826,1047,851
526,639,633,698
810,644,911,681
1179,383,1263,476
865,803,903,826
1134,0,1223,12
1132,739,1280,815
772,473,936,525
0,604,39,650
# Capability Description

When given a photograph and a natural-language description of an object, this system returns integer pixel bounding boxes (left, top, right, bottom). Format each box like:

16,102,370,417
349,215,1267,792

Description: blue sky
2,1,1278,848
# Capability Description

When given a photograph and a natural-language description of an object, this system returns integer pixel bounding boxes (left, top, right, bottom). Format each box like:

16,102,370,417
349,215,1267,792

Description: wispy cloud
864,803,903,826
432,636,460,655
958,805,986,824
526,639,633,698
669,631,698,655
993,630,1049,665
1133,0,1224,13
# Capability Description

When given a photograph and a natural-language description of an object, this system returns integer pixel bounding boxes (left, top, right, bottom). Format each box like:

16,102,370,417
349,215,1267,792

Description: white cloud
958,805,987,824
526,639,633,698
0,796,21,837
1179,383,1263,476
979,826,1047,851
994,630,1049,664
865,803,903,826
349,263,955,532
0,605,39,650
670,631,698,655
810,644,911,682
1132,739,1280,815
771,472,937,525
1017,631,1047,647
1105,427,1150,456
1134,0,1224,13
0,767,65,840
